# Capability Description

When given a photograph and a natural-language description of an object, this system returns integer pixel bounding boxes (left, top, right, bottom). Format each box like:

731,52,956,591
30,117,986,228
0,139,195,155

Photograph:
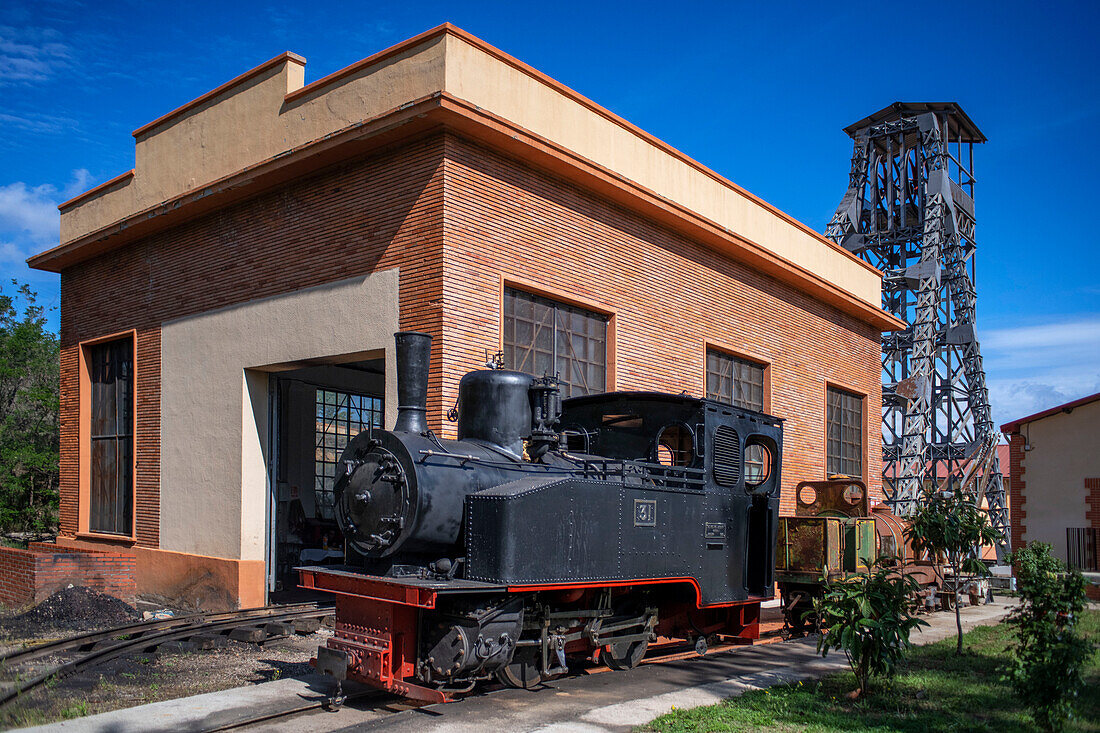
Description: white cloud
0,170,92,264
0,26,73,84
0,181,61,243
981,318,1100,427
0,111,79,136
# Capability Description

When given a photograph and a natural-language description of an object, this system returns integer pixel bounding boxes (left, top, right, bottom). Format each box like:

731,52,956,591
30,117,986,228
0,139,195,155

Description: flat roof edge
31,97,903,332
132,51,307,139
59,23,879,283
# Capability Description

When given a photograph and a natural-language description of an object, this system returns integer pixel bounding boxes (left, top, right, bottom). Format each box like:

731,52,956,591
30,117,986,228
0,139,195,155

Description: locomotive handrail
567,455,706,492
418,448,482,464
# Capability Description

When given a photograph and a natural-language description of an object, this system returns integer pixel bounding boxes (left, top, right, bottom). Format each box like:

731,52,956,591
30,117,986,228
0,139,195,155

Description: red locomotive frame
300,567,762,703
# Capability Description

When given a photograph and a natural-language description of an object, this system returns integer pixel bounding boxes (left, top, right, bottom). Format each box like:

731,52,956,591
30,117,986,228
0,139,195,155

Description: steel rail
0,605,333,707
0,601,330,667
198,626,791,732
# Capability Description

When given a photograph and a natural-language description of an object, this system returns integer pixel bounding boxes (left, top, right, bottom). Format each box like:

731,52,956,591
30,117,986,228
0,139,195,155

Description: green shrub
1005,542,1096,731
813,558,928,697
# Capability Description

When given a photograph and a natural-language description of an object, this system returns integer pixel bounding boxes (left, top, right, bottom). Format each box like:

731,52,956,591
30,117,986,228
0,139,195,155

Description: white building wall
1019,399,1100,561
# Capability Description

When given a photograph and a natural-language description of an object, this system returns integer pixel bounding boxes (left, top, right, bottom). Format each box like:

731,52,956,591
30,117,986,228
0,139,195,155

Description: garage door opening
268,359,385,602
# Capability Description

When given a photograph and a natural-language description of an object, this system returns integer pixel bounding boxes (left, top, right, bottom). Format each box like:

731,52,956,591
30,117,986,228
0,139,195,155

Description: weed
60,700,88,720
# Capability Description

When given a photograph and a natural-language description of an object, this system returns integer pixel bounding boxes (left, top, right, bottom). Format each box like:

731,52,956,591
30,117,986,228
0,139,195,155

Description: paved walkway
23,601,1011,733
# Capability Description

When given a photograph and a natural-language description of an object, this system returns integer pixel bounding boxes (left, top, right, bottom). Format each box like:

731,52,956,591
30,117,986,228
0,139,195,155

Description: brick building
1002,393,1100,597
28,25,903,610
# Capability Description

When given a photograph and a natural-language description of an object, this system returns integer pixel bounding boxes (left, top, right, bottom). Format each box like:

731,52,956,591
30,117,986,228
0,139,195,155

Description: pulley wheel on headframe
603,638,648,670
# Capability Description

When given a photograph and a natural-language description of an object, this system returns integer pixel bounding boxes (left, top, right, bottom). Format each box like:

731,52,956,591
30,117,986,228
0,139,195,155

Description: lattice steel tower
825,103,1008,552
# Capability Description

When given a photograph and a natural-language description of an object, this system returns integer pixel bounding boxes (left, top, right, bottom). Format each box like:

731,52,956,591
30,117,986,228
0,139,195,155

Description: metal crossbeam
825,103,1009,556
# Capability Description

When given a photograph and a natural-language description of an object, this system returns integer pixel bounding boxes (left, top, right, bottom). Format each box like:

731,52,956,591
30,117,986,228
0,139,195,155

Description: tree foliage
1006,542,1096,731
906,487,1003,654
813,559,928,697
0,281,60,533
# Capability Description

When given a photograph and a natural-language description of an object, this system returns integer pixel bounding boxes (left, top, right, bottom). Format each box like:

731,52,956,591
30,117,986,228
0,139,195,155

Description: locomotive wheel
495,648,542,689
603,638,648,671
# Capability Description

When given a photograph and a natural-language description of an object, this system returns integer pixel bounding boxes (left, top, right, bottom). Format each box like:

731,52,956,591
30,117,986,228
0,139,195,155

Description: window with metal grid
315,389,383,520
88,337,134,536
827,386,863,477
706,349,765,412
503,288,608,397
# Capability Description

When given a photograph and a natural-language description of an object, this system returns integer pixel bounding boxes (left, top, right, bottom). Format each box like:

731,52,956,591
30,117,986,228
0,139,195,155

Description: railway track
202,624,793,732
0,602,334,707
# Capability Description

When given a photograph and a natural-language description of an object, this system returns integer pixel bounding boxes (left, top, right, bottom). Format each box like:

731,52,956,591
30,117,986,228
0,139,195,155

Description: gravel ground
0,628,331,729
0,587,140,641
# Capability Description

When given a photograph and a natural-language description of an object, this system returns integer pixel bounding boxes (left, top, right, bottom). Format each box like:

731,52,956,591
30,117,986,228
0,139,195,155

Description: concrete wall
159,271,399,562
1019,399,1100,560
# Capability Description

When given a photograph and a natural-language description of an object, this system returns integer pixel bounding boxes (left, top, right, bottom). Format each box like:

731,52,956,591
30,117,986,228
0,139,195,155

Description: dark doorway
268,359,384,602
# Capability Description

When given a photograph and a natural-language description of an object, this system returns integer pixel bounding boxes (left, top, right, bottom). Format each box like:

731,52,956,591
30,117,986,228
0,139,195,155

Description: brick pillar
1007,433,1027,553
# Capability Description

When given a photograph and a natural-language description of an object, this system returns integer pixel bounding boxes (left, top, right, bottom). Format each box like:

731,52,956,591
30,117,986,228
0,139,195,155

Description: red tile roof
1000,392,1100,434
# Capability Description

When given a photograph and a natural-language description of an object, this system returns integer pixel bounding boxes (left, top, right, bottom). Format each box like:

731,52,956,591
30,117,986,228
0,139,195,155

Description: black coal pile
1,586,140,636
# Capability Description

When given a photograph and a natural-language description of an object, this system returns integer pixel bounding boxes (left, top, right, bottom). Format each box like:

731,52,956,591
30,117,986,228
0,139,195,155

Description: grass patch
642,610,1100,732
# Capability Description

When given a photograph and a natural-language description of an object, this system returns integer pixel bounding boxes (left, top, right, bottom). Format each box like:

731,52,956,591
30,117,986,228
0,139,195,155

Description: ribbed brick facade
55,129,883,563
440,134,883,513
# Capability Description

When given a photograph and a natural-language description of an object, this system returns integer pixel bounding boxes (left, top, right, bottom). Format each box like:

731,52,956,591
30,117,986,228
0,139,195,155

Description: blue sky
1,0,1097,428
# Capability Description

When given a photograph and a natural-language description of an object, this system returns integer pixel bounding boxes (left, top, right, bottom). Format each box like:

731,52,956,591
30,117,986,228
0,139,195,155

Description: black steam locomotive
300,332,783,702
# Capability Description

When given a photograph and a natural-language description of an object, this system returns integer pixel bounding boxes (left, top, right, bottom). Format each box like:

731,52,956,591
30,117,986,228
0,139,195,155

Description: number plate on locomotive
704,522,726,539
633,499,656,527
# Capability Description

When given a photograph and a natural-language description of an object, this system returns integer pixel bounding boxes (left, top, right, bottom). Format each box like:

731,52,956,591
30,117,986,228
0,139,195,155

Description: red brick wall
0,549,35,609
440,134,884,514
1085,478,1100,529
1007,433,1027,553
58,136,447,545
0,544,136,607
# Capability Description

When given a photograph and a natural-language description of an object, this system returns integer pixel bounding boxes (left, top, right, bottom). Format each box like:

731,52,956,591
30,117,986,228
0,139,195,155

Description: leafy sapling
813,558,928,697
906,487,1003,654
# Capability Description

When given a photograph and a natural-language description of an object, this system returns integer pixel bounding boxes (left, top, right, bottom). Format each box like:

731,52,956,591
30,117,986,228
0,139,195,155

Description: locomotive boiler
300,331,784,702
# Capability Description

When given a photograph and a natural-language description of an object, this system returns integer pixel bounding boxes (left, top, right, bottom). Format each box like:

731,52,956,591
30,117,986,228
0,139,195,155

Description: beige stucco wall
159,271,399,560
1019,399,1100,560
440,33,880,306
56,28,878,308
60,35,447,244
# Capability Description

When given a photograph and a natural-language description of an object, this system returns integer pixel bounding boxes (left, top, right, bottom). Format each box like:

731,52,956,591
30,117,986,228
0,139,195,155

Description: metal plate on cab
704,522,725,539
633,499,656,527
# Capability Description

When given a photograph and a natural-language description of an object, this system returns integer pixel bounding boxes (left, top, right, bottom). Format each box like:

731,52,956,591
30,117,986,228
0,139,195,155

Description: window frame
825,382,866,480
313,388,384,521
704,345,769,413
500,281,614,398
78,330,138,542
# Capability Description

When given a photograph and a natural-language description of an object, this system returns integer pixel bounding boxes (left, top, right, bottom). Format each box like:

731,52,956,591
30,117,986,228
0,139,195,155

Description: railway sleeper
154,640,196,654
292,618,322,635
190,633,228,650
228,626,268,644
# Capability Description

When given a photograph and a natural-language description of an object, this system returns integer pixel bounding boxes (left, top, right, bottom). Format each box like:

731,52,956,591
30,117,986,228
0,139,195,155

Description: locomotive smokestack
393,331,432,433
